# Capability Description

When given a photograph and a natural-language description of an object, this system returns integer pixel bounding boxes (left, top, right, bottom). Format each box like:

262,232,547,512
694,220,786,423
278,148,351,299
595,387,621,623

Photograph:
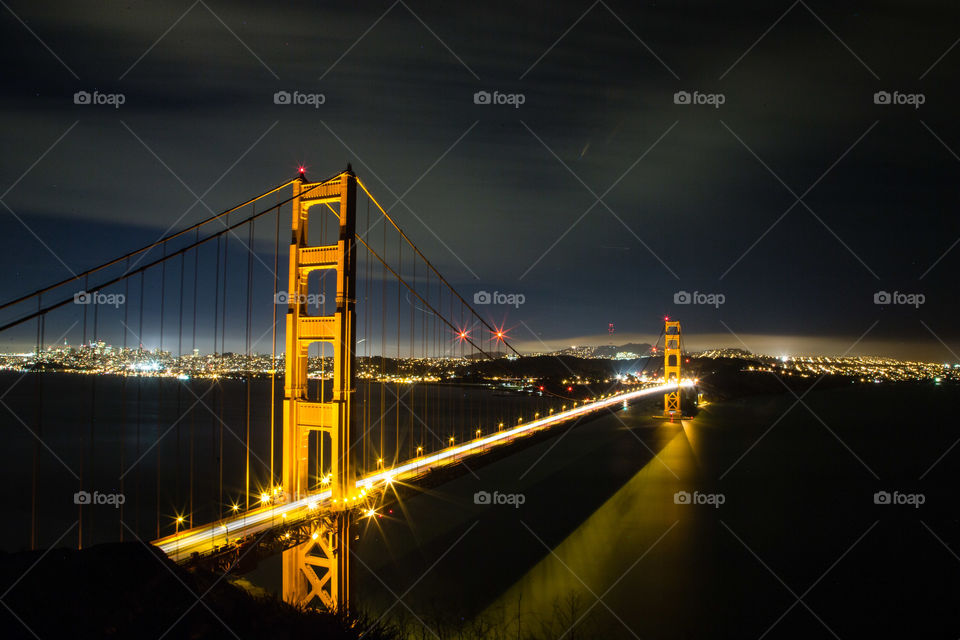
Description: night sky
2,1,959,360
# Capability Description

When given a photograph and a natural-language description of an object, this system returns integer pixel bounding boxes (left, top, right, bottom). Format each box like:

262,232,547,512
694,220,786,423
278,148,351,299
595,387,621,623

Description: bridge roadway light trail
155,381,693,561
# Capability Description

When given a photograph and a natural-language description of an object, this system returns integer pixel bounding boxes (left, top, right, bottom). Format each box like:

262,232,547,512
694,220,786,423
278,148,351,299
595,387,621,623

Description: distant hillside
591,343,653,358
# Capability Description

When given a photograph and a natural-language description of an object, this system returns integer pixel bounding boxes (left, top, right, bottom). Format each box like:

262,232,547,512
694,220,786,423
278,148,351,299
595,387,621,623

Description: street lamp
231,503,243,533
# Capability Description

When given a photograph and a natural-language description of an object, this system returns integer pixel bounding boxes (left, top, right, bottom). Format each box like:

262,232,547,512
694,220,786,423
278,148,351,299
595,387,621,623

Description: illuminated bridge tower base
663,319,681,418
282,168,359,612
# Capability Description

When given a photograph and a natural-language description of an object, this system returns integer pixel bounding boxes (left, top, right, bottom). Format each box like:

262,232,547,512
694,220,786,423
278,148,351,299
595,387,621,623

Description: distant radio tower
608,322,615,343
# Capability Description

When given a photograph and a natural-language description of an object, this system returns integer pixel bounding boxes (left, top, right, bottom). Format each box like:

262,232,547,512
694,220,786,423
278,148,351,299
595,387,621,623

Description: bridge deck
154,382,690,561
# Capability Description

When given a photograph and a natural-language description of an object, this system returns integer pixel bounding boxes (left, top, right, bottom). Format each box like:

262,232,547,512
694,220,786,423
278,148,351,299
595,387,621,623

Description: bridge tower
663,319,681,417
282,167,360,612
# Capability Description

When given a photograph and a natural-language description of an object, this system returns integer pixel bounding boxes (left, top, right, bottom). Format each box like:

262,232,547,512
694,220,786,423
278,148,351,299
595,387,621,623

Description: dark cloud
1,0,959,360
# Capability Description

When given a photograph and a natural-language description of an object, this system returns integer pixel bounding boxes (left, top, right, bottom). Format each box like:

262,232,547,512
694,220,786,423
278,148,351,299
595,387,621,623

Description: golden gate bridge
0,166,691,612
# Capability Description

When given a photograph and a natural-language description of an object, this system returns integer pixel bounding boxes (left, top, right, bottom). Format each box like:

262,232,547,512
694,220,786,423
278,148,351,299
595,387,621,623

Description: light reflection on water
478,427,696,637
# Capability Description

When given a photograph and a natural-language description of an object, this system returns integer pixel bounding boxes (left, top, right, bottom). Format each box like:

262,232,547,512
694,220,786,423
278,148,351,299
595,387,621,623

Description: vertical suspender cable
270,201,280,488
177,252,185,515
190,232,199,528
120,265,130,541
135,271,144,537
220,218,229,510
157,257,166,539
30,303,44,550
245,219,254,508
212,233,221,515
79,274,87,549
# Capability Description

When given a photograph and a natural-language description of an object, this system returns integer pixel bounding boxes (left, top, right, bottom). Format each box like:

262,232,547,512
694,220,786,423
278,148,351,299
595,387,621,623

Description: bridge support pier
282,512,350,610
282,167,358,612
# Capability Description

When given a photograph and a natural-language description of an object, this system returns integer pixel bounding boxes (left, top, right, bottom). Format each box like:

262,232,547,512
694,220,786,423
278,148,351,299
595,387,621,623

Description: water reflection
479,425,697,638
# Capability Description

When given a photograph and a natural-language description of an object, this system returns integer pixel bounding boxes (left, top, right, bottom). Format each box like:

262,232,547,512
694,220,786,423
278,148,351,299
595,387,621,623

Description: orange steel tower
663,319,681,417
282,167,360,611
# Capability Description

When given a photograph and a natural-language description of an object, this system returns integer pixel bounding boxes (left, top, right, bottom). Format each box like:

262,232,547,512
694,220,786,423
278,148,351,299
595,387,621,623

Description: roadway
154,381,692,561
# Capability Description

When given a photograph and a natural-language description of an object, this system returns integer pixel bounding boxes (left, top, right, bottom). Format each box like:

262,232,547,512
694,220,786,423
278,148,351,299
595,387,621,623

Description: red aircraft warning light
491,325,508,342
